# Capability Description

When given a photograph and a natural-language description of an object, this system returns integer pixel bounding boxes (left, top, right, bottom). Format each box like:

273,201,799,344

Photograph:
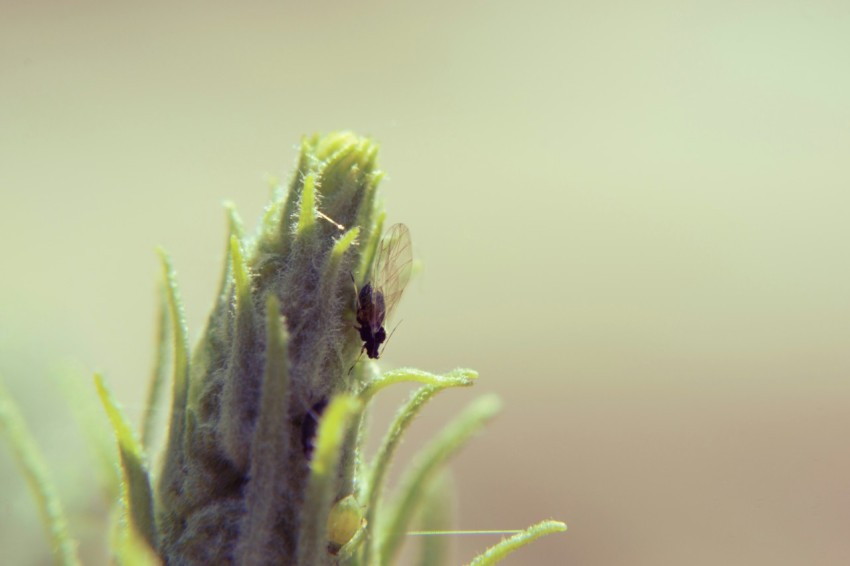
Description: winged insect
354,223,412,359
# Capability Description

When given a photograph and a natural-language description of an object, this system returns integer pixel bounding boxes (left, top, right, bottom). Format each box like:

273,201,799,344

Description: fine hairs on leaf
94,373,158,554
378,395,502,566
466,520,568,566
156,248,190,493
1,132,565,565
235,294,291,565
297,395,362,565
360,380,473,566
140,283,170,450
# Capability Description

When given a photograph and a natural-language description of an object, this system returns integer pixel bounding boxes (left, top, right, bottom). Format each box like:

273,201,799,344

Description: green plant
1,131,565,565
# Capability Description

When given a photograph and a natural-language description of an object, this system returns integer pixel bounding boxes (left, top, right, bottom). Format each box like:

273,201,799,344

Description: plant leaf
361,379,472,565
465,520,567,566
297,173,317,233
359,368,477,403
357,211,385,285
219,234,259,470
141,283,170,450
235,294,292,564
0,380,82,566
94,373,158,554
156,249,191,507
378,394,501,566
297,394,362,565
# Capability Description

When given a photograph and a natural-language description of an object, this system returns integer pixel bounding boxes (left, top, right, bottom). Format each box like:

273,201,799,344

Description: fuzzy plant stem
155,133,384,564
136,131,565,565
2,132,565,566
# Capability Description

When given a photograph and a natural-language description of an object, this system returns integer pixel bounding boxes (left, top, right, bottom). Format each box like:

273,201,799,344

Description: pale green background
2,1,850,564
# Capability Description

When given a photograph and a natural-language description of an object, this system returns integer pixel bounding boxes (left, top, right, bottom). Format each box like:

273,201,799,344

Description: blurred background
2,1,850,564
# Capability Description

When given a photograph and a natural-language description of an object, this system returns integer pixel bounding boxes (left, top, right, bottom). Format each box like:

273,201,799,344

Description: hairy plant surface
1,132,565,566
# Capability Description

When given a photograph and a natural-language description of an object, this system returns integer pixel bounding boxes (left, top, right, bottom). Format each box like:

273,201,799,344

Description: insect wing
372,223,412,322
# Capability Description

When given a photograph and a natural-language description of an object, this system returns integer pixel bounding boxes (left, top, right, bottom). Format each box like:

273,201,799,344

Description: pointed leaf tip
465,520,567,566
94,374,158,553
297,173,317,233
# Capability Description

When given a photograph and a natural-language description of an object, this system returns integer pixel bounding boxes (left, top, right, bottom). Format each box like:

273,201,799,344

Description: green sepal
297,394,362,566
235,294,292,564
220,234,261,470
141,283,170,450
94,373,158,554
359,368,477,403
465,520,567,566
361,376,474,566
297,174,317,234
156,249,190,467
356,211,385,285
378,394,501,566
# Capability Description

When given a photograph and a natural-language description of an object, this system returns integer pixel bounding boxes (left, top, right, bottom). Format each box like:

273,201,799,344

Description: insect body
355,223,412,359
356,282,386,358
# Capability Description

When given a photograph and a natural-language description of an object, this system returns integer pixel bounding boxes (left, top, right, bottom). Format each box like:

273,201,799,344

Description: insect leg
348,348,366,376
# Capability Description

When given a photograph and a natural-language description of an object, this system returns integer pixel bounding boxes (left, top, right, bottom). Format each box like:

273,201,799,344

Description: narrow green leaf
264,138,313,254
352,169,385,258
297,394,362,566
330,226,360,264
0,380,82,566
220,235,259,470
157,249,190,486
199,202,244,337
225,201,246,243
141,283,170,449
465,520,567,566
235,294,291,565
230,234,251,302
362,379,472,566
318,226,361,346
360,368,477,403
297,173,317,233
94,373,158,553
314,131,355,162
259,191,283,241
357,211,385,284
318,140,367,194
378,395,501,566
322,226,360,305
215,202,245,307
